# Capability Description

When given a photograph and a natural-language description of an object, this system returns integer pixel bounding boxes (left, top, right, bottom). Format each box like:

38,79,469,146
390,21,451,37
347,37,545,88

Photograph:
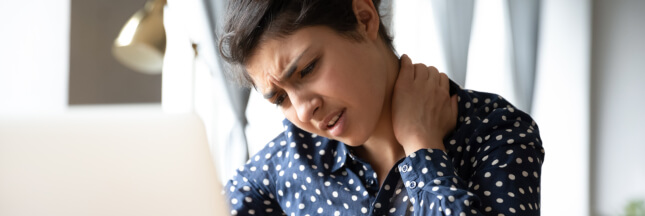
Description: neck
353,46,405,183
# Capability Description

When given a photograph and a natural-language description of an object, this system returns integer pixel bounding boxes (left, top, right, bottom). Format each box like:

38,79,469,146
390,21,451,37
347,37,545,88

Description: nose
289,90,321,123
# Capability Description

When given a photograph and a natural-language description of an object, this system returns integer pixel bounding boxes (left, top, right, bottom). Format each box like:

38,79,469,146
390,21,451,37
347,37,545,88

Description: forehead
245,28,318,92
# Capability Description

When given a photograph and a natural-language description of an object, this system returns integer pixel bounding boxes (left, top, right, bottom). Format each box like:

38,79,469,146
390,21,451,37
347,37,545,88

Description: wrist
402,137,445,156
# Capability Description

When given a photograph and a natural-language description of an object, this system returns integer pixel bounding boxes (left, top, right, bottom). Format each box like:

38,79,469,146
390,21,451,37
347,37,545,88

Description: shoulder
455,88,540,137
447,88,544,171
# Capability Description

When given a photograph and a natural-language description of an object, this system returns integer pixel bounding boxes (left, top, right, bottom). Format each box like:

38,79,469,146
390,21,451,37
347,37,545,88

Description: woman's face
245,26,390,146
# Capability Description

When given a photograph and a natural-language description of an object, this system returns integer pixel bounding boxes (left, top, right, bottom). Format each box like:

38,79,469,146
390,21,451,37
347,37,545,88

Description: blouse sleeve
225,167,285,216
398,107,545,215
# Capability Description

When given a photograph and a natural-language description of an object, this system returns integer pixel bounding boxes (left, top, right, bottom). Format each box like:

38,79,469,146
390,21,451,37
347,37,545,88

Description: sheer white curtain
506,0,540,113
465,0,516,104
426,0,540,113
429,0,475,87
163,0,250,183
202,0,252,182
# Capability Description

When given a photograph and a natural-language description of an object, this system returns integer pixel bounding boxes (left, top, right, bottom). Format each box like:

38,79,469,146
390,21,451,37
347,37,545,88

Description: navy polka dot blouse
225,87,545,215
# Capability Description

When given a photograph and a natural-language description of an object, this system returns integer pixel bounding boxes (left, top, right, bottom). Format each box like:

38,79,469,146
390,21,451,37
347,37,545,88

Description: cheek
282,107,296,122
328,58,381,93
314,62,357,95
316,58,384,115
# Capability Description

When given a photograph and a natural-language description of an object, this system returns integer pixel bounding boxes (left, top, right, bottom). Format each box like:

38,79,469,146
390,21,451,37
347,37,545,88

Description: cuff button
400,164,409,172
409,181,417,189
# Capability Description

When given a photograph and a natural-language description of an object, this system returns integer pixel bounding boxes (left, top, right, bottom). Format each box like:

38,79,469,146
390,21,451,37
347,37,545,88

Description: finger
438,72,449,90
428,66,440,74
414,63,429,81
427,66,439,85
397,54,414,83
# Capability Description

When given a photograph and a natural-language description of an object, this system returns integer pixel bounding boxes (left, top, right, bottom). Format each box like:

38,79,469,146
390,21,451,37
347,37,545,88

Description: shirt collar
330,141,352,172
281,119,355,173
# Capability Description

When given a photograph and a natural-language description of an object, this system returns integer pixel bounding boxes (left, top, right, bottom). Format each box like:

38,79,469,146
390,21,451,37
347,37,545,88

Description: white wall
592,0,645,215
0,0,70,114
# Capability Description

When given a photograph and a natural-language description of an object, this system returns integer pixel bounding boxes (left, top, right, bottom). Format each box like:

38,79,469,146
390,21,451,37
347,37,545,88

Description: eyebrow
262,47,310,100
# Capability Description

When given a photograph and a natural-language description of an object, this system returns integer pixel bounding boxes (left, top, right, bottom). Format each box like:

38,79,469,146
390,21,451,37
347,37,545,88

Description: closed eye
273,58,318,107
300,59,318,78
274,93,287,107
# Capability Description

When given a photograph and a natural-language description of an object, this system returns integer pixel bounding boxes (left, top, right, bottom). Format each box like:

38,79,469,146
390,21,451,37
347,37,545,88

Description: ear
352,0,380,41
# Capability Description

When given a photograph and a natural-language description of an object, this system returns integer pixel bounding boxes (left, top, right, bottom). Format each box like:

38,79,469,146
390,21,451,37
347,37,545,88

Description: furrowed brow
261,47,311,100
279,47,309,82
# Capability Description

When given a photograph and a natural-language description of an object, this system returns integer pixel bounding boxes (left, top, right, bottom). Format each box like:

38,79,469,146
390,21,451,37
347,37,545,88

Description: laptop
0,108,229,216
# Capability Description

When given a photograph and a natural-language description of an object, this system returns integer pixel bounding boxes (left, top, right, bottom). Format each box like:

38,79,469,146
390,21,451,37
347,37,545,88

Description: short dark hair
218,0,394,88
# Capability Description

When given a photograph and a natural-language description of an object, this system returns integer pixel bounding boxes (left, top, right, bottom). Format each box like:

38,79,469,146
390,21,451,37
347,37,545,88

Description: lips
327,111,342,128
319,108,346,137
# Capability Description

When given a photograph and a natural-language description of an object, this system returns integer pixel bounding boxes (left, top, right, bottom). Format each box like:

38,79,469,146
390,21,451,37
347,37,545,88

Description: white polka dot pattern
224,87,544,215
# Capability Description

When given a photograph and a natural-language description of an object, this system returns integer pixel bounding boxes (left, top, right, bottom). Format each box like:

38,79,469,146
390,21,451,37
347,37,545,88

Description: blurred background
0,0,643,215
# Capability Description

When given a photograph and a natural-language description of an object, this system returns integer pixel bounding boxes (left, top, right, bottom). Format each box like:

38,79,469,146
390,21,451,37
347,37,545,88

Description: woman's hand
392,54,458,155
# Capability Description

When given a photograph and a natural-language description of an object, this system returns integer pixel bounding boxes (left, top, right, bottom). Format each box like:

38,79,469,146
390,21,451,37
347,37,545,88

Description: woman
218,0,544,215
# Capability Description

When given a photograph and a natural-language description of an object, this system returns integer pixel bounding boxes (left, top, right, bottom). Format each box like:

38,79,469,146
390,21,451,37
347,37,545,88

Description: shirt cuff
397,148,459,193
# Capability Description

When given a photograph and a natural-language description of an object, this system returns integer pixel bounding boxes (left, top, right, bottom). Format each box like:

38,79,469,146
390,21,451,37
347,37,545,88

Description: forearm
399,146,542,216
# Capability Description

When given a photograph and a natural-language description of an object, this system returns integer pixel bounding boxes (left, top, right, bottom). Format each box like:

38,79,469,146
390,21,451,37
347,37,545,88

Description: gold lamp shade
113,0,167,74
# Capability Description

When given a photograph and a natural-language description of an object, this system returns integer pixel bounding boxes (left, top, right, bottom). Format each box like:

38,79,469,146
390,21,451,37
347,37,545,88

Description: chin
342,141,364,147
337,134,369,147
337,118,380,146
338,138,359,146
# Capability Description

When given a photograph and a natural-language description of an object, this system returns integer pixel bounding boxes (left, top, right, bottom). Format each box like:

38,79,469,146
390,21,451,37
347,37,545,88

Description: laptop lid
0,109,228,216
